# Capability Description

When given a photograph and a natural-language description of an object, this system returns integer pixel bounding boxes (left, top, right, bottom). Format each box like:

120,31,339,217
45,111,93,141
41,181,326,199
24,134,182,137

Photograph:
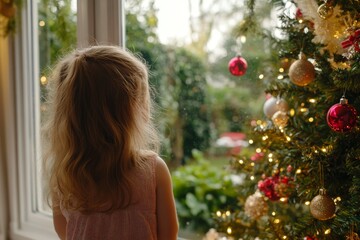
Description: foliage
126,1,212,166
38,0,77,102
38,0,76,65
172,150,239,233
208,85,264,134
170,48,211,163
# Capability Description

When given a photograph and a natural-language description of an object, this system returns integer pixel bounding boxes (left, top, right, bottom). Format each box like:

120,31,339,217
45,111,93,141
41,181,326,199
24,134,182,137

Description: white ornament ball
244,191,268,220
263,96,289,119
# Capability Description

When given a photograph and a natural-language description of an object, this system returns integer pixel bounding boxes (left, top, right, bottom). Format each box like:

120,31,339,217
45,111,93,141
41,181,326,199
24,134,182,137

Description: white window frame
3,0,124,239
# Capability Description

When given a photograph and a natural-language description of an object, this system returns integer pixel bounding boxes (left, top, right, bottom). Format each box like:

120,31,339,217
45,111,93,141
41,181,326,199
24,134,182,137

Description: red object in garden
216,132,247,155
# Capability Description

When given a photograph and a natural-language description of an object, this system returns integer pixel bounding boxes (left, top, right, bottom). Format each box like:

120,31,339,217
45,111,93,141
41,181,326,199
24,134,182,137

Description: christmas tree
213,0,360,239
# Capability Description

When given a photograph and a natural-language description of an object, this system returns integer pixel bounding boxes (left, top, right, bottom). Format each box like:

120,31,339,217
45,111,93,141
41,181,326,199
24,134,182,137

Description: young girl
43,46,179,240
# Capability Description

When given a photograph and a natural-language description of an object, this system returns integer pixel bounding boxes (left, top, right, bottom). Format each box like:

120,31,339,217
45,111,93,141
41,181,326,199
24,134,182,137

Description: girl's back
61,154,158,240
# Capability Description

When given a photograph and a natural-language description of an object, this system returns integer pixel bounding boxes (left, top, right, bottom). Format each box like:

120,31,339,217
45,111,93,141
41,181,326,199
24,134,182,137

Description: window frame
6,0,125,239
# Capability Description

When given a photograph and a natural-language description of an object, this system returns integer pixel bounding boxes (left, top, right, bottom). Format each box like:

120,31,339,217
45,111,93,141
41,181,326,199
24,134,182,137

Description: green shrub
172,150,239,233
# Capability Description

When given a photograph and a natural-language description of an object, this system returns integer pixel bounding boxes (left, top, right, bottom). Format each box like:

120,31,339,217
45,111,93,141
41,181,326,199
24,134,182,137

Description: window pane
37,0,77,213
125,0,270,238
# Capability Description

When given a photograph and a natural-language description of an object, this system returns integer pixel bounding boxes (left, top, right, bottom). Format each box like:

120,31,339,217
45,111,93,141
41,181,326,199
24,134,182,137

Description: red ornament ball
228,56,248,76
304,236,318,240
327,98,358,132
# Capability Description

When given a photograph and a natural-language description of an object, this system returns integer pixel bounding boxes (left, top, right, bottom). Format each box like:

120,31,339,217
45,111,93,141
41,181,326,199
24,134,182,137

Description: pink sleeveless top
61,156,157,240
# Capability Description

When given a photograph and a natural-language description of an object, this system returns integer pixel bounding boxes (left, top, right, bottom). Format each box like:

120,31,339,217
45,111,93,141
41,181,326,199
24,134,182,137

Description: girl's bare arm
155,157,179,240
52,196,67,240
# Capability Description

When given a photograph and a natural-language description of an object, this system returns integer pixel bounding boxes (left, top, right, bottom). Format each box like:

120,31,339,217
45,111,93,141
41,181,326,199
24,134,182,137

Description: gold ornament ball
272,111,289,129
289,54,315,86
317,3,334,19
244,192,269,220
309,188,336,220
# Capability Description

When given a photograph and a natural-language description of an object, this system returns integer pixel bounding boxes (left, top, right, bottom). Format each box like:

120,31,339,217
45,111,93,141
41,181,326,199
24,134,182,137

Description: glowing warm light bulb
309,98,316,103
40,76,48,85
39,20,46,27
216,211,221,217
239,160,244,164
274,219,280,224
272,212,276,216
226,211,231,216
250,176,255,180
250,162,255,167
259,74,264,79
296,169,302,174
289,109,295,116
227,227,232,234
308,117,314,122
249,139,254,144
305,201,310,205
256,148,261,153
324,229,331,234
279,68,284,73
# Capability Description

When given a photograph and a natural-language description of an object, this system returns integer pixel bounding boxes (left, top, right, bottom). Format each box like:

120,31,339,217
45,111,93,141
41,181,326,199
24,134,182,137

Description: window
37,0,77,214
5,1,124,239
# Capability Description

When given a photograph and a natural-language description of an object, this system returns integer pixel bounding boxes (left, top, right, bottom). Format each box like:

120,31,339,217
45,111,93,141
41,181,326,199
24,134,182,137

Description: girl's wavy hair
42,45,159,213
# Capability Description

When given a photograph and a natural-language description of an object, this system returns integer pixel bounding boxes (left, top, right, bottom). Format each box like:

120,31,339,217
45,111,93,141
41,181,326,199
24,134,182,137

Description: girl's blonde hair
43,45,159,213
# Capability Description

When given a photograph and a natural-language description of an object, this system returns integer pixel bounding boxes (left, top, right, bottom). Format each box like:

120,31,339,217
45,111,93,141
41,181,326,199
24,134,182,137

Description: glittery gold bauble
244,191,268,220
346,232,360,240
272,111,289,129
288,53,315,86
317,2,334,19
310,188,336,220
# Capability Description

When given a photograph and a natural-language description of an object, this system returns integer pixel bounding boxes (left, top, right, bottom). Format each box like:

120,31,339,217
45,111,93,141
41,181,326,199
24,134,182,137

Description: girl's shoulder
138,150,168,178
139,150,158,159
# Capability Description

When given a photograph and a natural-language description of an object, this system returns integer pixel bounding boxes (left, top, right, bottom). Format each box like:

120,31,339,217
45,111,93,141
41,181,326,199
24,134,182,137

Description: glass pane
125,0,271,238
37,0,77,214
